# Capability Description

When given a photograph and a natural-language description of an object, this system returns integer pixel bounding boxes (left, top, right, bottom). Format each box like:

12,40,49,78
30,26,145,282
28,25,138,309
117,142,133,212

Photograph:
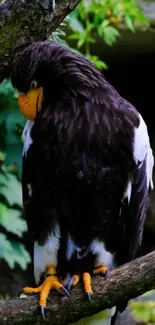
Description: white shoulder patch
34,224,60,284
22,120,34,156
134,113,154,189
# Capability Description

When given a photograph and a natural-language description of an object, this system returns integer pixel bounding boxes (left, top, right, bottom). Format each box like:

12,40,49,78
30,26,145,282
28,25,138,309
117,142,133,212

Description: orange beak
18,87,43,120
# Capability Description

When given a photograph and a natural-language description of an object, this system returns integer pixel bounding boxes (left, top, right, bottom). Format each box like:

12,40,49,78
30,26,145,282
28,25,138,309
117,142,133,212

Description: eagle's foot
66,265,109,301
21,265,70,319
93,265,109,278
66,272,92,300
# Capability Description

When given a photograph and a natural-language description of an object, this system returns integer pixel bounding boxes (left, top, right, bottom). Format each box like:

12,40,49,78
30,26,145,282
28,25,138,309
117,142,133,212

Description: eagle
11,41,154,324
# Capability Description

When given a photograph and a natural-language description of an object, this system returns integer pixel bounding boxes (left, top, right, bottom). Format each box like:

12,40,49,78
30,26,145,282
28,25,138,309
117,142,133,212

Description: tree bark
0,0,81,83
0,250,155,325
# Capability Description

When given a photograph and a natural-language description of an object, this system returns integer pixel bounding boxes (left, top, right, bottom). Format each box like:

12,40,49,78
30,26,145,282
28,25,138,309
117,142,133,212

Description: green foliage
0,79,25,172
130,299,155,324
65,0,148,69
0,80,30,270
0,152,31,269
50,1,148,71
0,234,30,270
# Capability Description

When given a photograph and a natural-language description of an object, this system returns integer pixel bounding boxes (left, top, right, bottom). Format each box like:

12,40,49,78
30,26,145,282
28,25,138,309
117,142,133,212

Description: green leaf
130,300,155,323
100,25,120,46
9,240,31,270
0,79,25,173
0,173,22,206
0,233,12,258
0,173,7,185
69,33,82,41
0,202,26,237
142,290,155,297
77,37,86,49
68,16,84,33
125,16,135,32
100,19,110,28
0,79,17,99
0,234,31,270
86,54,108,70
0,151,5,162
93,11,106,27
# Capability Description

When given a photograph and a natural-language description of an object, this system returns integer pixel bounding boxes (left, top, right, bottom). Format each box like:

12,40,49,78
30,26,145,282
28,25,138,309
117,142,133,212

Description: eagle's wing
111,112,154,325
117,113,154,265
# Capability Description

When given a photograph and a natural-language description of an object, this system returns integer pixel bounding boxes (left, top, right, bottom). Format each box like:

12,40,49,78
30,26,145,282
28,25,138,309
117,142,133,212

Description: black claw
66,276,76,292
18,290,23,298
61,286,71,300
41,305,46,320
86,292,92,302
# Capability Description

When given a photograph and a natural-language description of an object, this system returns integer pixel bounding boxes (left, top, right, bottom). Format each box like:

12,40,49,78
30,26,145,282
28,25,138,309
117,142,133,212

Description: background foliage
0,81,30,270
0,0,153,322
0,155,30,270
65,0,148,69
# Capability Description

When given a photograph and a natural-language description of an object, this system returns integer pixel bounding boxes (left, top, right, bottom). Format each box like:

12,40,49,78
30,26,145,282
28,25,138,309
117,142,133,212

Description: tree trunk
0,0,81,82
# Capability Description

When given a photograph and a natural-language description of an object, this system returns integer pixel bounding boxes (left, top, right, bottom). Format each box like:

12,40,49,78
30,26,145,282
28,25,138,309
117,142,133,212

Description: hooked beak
18,87,43,120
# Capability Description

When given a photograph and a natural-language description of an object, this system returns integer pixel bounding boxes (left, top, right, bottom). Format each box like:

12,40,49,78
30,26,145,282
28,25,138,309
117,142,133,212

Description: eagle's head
11,41,65,120
11,41,104,120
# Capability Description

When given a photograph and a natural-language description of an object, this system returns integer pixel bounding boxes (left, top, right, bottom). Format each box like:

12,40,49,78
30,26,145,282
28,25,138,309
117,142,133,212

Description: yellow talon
93,265,108,275
72,274,81,286
23,284,43,294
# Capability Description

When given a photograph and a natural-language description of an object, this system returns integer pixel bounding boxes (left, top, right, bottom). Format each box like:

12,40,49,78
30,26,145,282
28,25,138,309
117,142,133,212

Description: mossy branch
0,251,155,325
0,0,81,82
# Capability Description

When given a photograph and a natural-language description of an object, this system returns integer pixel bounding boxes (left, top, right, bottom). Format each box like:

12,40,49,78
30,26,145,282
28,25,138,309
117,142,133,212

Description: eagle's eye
30,80,38,89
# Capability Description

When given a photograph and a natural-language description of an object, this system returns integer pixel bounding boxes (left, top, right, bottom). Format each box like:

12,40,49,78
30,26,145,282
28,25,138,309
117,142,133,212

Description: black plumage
11,41,153,323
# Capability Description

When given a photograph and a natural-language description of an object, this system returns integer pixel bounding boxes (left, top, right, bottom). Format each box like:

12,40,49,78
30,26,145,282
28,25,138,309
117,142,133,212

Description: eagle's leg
22,265,70,319
82,272,92,301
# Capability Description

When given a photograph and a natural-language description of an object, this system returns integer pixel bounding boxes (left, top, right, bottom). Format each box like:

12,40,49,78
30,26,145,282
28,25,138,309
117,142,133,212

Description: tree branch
0,251,155,325
0,0,81,82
